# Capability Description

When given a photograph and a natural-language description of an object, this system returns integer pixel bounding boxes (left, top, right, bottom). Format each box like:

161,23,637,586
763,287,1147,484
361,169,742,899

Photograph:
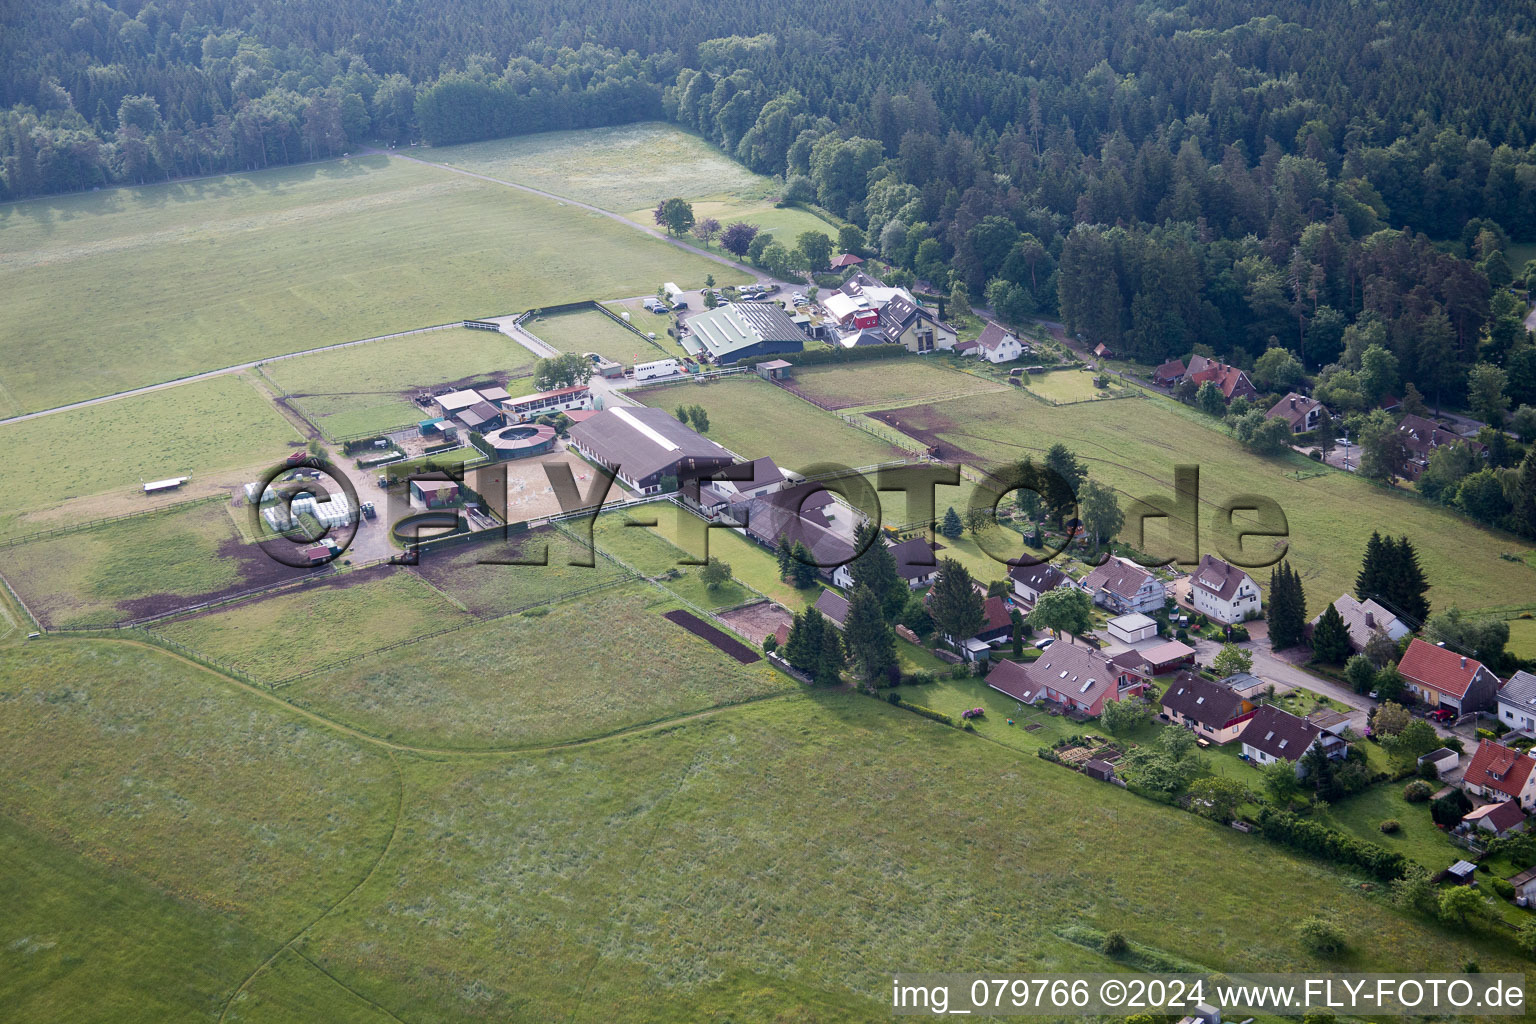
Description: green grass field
0,155,738,414
285,582,790,749
1507,616,1536,659
0,500,271,628
1024,369,1128,403
151,567,473,682
788,360,1006,411
426,123,773,213
641,197,845,247
635,377,905,472
523,307,669,365
411,527,633,617
262,326,539,439
0,375,302,540
591,511,758,610
874,389,1536,615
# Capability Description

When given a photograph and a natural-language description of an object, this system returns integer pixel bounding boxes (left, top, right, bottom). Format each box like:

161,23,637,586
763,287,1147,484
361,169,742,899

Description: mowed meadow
0,153,736,415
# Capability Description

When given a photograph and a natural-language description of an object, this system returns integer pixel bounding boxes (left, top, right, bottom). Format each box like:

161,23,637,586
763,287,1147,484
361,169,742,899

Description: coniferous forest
6,0,1536,409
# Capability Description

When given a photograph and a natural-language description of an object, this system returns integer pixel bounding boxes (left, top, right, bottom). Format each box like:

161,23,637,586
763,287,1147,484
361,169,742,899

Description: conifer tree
790,541,819,589
940,506,963,539
928,558,985,645
1267,561,1306,650
1356,531,1387,604
849,521,905,619
1310,602,1352,664
843,585,896,687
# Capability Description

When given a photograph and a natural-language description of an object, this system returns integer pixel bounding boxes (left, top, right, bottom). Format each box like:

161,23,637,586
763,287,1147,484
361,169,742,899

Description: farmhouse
1188,554,1260,624
1160,672,1256,744
1239,704,1345,773
683,302,806,364
833,535,939,590
1266,393,1326,434
1079,556,1165,615
740,482,858,580
502,384,594,423
1186,355,1257,402
1462,739,1536,812
877,294,957,353
986,642,1146,717
1152,358,1186,386
1397,638,1500,714
972,322,1024,363
1397,414,1487,479
1496,671,1536,735
1308,594,1410,653
1010,561,1072,605
567,406,735,495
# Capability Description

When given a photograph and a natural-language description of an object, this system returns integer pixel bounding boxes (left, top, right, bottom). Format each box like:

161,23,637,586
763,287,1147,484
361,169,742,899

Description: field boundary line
0,493,226,548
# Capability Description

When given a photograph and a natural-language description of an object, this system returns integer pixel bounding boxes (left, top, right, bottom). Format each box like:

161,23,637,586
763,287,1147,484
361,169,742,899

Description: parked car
1429,708,1456,723
1033,638,1054,650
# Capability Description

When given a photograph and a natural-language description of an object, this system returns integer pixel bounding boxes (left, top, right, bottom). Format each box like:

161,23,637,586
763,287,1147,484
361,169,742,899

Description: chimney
1364,612,1375,628
1290,396,1297,408
1460,657,1467,669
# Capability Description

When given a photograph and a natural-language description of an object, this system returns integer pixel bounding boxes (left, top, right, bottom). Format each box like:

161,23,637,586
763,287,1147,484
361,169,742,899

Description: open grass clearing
411,527,632,618
263,326,538,439
635,197,845,246
286,582,791,749
591,510,758,611
0,375,303,541
0,154,736,413
1506,616,1536,659
426,122,772,213
0,639,397,939
1024,369,1130,403
786,359,1006,411
522,307,669,366
296,695,1520,1022
872,389,1536,615
2,499,316,628
634,376,905,472
151,566,473,682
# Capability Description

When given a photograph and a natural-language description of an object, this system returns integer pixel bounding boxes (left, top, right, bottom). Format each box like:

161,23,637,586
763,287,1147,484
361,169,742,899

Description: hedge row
887,695,955,726
767,345,913,368
1254,806,1409,881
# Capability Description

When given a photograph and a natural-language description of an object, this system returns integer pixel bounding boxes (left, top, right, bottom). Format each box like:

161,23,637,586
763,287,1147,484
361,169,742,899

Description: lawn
285,582,792,749
262,326,539,440
872,388,1536,615
634,376,906,473
426,122,772,214
787,360,1006,411
151,566,473,683
293,695,1521,1022
591,511,759,611
1024,369,1129,403
1507,616,1536,659
522,307,670,366
0,154,736,413
645,197,845,247
2,500,313,628
0,374,303,540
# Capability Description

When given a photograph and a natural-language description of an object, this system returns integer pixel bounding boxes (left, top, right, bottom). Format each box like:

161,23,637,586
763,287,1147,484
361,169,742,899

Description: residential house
931,591,1014,660
1153,359,1186,386
739,482,858,581
829,253,864,269
1508,865,1536,903
1308,594,1411,654
567,406,736,495
830,535,939,591
813,589,850,630
1462,739,1536,812
691,456,787,519
973,322,1025,363
1497,671,1536,735
1186,355,1258,402
1106,613,1158,645
1093,342,1115,360
1396,413,1488,480
1397,638,1501,714
877,294,958,353
985,642,1147,717
1160,672,1257,744
1240,704,1346,773
1079,556,1166,615
1188,554,1260,625
1266,393,1326,434
681,302,806,365
1009,561,1072,605
1461,800,1527,839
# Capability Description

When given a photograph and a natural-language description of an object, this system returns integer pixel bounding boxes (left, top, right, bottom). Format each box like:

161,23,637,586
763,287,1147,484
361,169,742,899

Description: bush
894,698,956,726
1102,931,1129,956
903,671,936,686
1296,915,1348,957
1403,780,1433,803
1380,819,1401,834
1227,624,1250,642
885,691,901,704
1490,877,1516,901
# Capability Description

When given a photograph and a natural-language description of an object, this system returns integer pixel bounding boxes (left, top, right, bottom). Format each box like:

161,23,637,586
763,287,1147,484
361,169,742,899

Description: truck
633,358,682,382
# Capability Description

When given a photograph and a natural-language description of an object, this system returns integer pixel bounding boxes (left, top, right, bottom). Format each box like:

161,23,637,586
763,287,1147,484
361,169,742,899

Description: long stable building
567,406,735,494
681,302,806,364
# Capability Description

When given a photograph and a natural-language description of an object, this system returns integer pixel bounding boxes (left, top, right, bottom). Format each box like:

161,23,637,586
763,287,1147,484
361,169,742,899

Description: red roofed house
1266,393,1326,434
931,592,1015,661
829,253,864,269
1463,739,1536,812
1153,359,1187,386
1187,354,1257,402
986,643,1147,718
1460,799,1528,838
1397,638,1501,714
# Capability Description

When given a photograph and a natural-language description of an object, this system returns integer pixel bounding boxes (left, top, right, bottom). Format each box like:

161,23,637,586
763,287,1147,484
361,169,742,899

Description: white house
1188,554,1260,624
1497,671,1536,735
1008,561,1071,605
1464,739,1536,812
973,322,1024,363
1080,556,1165,616
1240,704,1345,775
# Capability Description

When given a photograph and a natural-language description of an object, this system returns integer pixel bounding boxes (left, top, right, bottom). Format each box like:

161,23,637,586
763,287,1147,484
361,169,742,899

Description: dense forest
5,0,1536,413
